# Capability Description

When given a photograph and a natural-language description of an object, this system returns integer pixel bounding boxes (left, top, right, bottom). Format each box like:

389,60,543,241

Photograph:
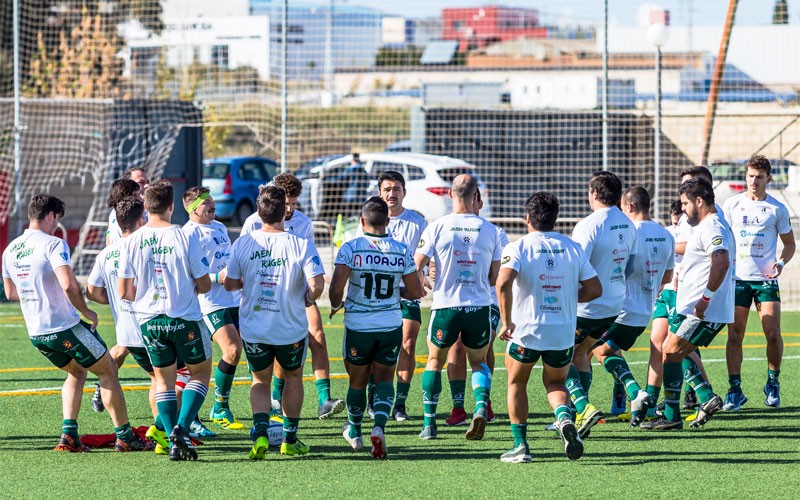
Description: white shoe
500,444,532,463
370,427,388,459
271,398,282,413
342,422,363,451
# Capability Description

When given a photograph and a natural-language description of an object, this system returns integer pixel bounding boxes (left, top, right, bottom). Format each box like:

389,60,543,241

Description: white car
297,152,493,222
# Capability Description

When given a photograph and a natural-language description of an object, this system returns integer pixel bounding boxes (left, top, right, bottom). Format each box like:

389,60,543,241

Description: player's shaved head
622,186,651,214
257,186,286,224
451,174,478,201
361,196,389,227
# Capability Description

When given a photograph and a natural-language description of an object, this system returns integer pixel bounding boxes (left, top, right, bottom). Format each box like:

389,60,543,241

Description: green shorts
653,289,678,322
30,321,107,369
735,280,780,308
344,326,403,366
670,315,726,347
243,337,307,372
575,315,617,344
602,323,647,352
400,300,422,323
507,342,574,368
140,315,212,368
203,307,240,336
126,346,154,373
489,304,501,333
429,306,492,350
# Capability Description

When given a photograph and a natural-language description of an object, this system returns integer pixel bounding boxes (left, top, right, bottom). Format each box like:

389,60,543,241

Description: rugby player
722,155,795,410
3,194,150,452
118,180,213,460
330,197,424,458
241,173,344,419
225,185,325,459
643,178,733,430
497,192,600,462
183,187,245,429
566,171,636,438
414,174,503,440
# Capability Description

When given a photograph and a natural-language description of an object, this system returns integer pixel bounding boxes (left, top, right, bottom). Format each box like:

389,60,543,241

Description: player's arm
661,269,674,286
328,264,351,317
694,248,730,319
118,277,136,301
578,276,602,303
401,271,424,300
86,284,109,305
675,241,687,255
194,274,212,294
54,265,98,329
307,274,324,303
3,278,18,302
770,230,796,278
223,275,243,291
495,267,517,340
488,259,500,287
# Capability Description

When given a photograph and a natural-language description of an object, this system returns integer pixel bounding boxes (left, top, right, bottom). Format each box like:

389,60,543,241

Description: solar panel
420,40,458,65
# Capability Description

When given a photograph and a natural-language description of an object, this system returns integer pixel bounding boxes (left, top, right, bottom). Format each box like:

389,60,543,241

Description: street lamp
648,22,669,221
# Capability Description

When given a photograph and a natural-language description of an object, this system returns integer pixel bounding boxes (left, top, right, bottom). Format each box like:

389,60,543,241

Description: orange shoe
54,434,91,452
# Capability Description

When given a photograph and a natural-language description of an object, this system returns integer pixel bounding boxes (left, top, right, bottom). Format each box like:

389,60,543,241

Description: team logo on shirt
711,237,723,246
60,252,69,262
618,234,624,241
312,256,321,266
418,239,425,248
546,258,556,270
501,256,511,264
462,236,473,246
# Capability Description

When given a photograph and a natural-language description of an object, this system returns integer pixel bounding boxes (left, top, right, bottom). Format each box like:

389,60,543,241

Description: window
238,161,268,182
211,45,229,69
405,165,425,181
371,161,404,178
453,20,464,30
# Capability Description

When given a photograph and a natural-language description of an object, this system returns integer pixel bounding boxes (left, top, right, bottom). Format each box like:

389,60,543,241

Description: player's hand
216,269,228,284
84,309,99,330
304,288,316,307
422,276,433,291
497,322,515,341
329,304,344,319
768,261,785,279
693,299,708,320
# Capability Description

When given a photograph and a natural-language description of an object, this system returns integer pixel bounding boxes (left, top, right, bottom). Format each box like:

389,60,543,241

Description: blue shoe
722,389,748,411
610,387,627,416
764,382,780,408
189,418,217,438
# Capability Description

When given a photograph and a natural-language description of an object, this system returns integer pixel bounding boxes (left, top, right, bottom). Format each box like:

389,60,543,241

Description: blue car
202,156,279,225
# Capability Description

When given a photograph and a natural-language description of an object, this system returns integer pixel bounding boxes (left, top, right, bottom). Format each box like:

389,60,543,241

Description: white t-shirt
182,220,240,313
226,230,325,345
501,231,597,351
2,229,80,336
662,223,682,291
416,213,504,309
335,233,417,332
88,240,145,348
489,225,509,305
676,213,735,323
723,193,792,280
241,209,315,243
106,209,123,246
356,208,428,251
617,220,675,327
118,225,209,323
572,206,637,319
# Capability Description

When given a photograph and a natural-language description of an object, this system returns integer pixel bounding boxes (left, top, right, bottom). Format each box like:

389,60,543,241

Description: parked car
709,158,794,206
202,156,278,225
294,154,346,180
297,152,492,222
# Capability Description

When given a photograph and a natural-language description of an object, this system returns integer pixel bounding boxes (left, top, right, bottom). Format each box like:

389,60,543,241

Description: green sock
682,357,714,403
114,423,134,442
603,354,641,400
252,412,270,439
283,416,299,444
213,362,236,411
768,369,780,385
450,379,466,410
421,370,442,427
155,391,178,432
62,419,79,438
663,361,683,422
395,382,410,408
646,384,661,402
373,382,394,431
579,369,593,394
554,404,572,422
728,374,742,393
346,387,366,437
177,381,209,432
510,422,528,452
272,375,285,402
316,378,331,406
566,365,589,413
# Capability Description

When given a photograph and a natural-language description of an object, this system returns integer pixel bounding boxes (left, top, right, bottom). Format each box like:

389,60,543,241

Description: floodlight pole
281,0,288,173
13,0,22,237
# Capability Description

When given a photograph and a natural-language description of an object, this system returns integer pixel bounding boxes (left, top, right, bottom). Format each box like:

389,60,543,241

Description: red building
442,6,548,51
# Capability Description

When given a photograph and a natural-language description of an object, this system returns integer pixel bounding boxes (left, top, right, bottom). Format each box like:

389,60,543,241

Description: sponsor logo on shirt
501,256,511,264
738,231,764,238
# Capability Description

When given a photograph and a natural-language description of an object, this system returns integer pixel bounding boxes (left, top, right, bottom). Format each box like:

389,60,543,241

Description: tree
773,0,789,24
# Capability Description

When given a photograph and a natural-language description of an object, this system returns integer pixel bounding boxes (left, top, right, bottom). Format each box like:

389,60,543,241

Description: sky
343,1,799,27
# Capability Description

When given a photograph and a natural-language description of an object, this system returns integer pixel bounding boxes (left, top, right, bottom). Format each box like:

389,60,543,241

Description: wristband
211,273,219,284
701,288,715,302
777,259,785,268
